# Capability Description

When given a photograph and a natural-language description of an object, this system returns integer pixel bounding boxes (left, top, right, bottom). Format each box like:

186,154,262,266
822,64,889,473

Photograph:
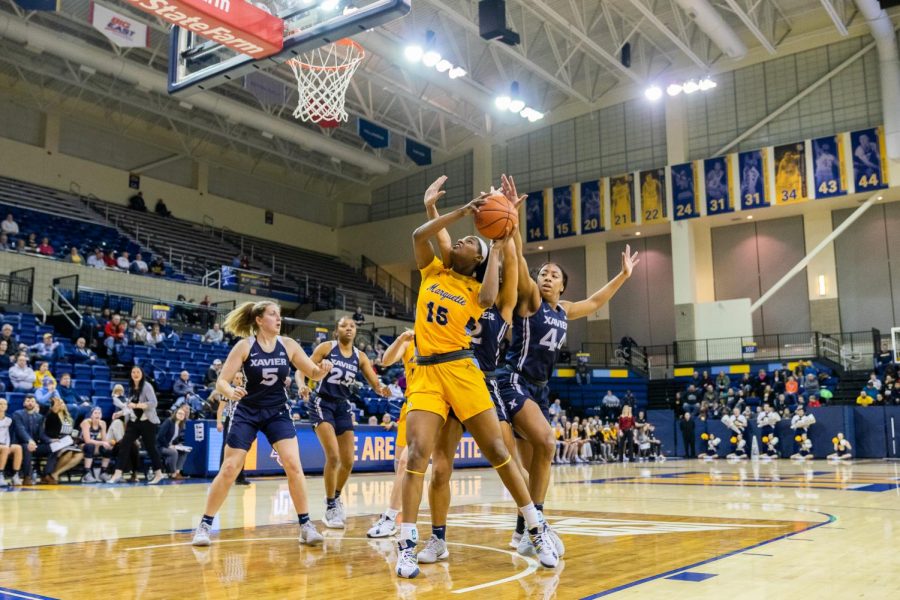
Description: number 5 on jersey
426,301,449,325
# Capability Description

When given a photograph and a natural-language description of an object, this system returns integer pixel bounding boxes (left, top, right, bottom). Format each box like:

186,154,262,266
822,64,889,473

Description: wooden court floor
1,460,898,599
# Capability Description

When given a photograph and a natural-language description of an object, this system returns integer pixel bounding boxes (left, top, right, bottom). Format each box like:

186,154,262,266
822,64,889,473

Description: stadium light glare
644,85,662,101
404,45,423,62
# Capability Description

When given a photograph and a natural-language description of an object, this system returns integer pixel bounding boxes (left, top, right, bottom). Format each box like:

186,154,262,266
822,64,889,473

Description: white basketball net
288,39,365,124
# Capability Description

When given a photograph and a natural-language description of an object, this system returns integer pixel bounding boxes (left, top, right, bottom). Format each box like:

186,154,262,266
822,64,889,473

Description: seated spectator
9,354,36,391
57,373,90,419
150,256,165,276
128,191,147,212
204,359,222,388
868,371,882,391
0,397,25,486
367,415,378,426
352,307,365,324
23,233,38,253
172,371,206,417
0,233,9,251
0,323,15,352
154,198,172,217
39,396,83,484
381,413,396,431
147,323,165,349
807,394,822,408
11,394,45,485
157,316,179,344
116,250,132,271
602,389,622,421
66,246,83,264
71,337,98,363
803,373,820,396
715,371,730,395
130,253,149,274
0,340,14,369
33,362,55,390
131,320,150,345
202,323,224,344
784,375,799,402
575,354,591,385
157,405,191,479
104,250,119,269
80,407,111,483
104,314,126,359
1,213,19,235
702,384,716,405
35,377,62,413
856,390,873,407
29,333,64,362
102,410,138,482
87,248,106,269
13,238,25,253
37,237,54,256
240,255,250,269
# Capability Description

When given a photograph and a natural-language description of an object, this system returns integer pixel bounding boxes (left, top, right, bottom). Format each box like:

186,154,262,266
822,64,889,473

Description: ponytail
223,301,278,338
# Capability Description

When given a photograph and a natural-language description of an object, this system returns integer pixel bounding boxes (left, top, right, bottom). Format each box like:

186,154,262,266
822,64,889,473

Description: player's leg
368,445,406,538
272,436,323,546
332,402,357,521
512,403,555,506
314,419,343,527
419,417,463,564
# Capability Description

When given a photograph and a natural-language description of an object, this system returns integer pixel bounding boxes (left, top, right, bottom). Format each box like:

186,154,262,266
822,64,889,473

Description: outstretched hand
621,244,640,277
460,193,489,216
501,174,528,209
424,176,447,209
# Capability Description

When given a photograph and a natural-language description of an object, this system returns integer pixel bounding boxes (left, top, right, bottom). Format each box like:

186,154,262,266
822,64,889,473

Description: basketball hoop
287,39,364,125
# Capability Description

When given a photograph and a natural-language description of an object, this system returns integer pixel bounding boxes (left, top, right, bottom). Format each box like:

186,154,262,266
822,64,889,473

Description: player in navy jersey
497,175,639,555
192,301,333,547
415,186,524,565
299,316,389,529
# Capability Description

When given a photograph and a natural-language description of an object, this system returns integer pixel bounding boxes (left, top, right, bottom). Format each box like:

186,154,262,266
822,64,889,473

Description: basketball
474,192,518,240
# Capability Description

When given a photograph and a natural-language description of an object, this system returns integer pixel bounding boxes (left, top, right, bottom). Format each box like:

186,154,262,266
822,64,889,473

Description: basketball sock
298,513,310,525
432,525,446,541
201,515,214,527
334,489,342,500
520,503,540,531
385,508,399,520
515,515,526,535
326,497,337,509
534,503,544,513
400,523,418,545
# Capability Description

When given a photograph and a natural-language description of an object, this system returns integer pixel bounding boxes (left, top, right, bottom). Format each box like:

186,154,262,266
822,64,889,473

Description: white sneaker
192,521,212,546
323,505,345,529
537,511,565,558
99,472,111,482
395,542,420,579
335,496,346,521
299,521,324,545
367,514,397,538
0,474,6,486
509,531,523,549
529,525,559,568
417,535,449,564
516,531,536,557
148,471,166,485
11,474,22,486
107,471,122,484
82,472,97,484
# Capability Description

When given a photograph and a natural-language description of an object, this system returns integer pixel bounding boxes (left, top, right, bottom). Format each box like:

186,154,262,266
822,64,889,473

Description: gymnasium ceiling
0,0,889,216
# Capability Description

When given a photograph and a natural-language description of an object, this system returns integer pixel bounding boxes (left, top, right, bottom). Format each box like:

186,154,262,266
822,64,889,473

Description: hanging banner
774,142,809,205
91,3,150,48
671,163,699,220
552,185,576,238
811,135,847,199
525,190,548,243
14,0,58,10
739,149,769,210
405,139,431,166
580,180,604,234
703,156,733,215
850,126,889,192
639,168,667,224
610,174,634,229
358,119,390,149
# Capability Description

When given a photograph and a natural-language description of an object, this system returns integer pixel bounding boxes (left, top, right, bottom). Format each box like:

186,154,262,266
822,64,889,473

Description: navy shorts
485,376,509,423
309,394,355,436
496,370,551,423
227,403,296,451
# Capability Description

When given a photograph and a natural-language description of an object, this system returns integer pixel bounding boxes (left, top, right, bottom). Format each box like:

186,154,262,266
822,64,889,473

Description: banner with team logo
850,127,889,192
525,190,548,242
704,156,734,215
90,2,150,48
580,180,604,234
552,185,576,238
671,163,699,220
738,149,769,209
811,135,847,199
774,142,809,205
638,169,667,224
610,174,634,229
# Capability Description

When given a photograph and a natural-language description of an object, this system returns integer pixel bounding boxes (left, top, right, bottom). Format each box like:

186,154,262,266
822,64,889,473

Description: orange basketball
474,192,518,240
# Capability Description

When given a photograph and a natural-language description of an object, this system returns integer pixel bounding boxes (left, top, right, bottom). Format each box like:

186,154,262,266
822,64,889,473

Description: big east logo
106,16,136,40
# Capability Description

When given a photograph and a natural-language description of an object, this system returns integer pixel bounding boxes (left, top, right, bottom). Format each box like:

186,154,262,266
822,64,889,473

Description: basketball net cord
287,39,365,124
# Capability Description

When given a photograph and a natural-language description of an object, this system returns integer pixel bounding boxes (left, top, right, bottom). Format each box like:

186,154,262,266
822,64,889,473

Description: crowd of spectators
549,405,663,464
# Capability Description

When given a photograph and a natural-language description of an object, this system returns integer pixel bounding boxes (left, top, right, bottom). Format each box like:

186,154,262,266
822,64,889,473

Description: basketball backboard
167,0,410,95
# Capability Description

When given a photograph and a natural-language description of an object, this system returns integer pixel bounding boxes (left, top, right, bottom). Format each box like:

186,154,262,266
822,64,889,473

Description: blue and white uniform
309,341,359,435
497,301,568,421
471,306,510,422
227,336,294,451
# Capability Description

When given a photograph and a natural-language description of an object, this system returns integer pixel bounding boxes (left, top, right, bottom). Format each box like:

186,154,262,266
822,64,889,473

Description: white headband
475,237,488,263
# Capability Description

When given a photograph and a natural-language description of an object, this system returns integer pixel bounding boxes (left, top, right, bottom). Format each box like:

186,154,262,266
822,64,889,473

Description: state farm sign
125,0,283,58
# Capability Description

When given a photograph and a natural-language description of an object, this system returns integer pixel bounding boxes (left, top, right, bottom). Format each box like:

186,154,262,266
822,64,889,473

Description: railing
50,283,83,331
361,255,416,312
2,267,34,307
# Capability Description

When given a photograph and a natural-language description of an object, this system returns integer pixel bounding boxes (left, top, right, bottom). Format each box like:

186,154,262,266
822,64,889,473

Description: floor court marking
0,587,57,600
124,535,539,594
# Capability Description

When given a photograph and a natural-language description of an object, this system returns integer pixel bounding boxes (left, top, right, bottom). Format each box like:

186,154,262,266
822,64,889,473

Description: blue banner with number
811,135,846,199
850,127,888,192
739,150,769,210
671,163,698,220
552,185,575,238
580,180,604,234
526,190,548,242
704,156,733,214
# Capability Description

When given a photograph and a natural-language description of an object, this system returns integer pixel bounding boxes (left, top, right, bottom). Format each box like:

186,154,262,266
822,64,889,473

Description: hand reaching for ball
424,176,447,209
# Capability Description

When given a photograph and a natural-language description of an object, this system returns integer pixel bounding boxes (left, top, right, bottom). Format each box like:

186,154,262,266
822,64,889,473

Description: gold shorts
405,359,493,423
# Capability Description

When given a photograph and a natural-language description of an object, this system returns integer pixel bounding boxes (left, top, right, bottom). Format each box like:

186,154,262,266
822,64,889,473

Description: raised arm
285,337,332,382
495,235,519,323
424,176,453,265
413,179,487,269
561,244,639,321
500,174,540,315
382,330,414,367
